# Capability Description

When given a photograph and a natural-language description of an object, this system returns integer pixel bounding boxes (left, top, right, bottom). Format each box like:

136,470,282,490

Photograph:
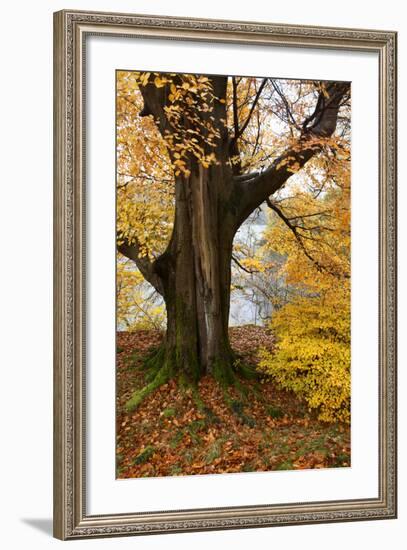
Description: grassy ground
116,327,350,478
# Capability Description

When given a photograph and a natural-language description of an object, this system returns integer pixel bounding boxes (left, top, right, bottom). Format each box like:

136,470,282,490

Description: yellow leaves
287,161,301,173
239,257,263,272
319,82,330,99
258,149,351,424
138,72,222,173
173,158,187,176
200,152,218,169
154,75,168,88
258,275,351,423
275,156,301,173
263,169,351,289
275,157,291,171
117,254,166,331
117,71,175,256
140,72,151,86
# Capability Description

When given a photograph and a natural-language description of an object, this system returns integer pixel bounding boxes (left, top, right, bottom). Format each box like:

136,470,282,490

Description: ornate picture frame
53,9,397,540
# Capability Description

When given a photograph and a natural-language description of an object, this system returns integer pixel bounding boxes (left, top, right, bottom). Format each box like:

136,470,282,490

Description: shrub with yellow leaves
259,283,350,423
258,154,351,424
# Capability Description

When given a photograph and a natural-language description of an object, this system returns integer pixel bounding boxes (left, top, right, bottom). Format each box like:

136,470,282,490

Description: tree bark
159,165,235,380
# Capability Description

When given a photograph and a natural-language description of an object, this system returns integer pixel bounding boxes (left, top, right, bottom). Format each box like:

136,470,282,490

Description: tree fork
119,76,350,394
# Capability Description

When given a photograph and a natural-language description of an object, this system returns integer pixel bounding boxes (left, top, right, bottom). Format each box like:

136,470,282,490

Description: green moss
276,459,294,471
205,437,227,464
162,407,176,418
177,371,195,392
233,359,259,380
212,357,236,387
124,351,142,367
170,465,183,476
133,445,155,465
191,388,206,412
229,398,256,427
187,419,206,436
266,405,283,419
183,449,195,465
173,296,204,382
143,346,167,382
170,430,185,449
125,360,172,412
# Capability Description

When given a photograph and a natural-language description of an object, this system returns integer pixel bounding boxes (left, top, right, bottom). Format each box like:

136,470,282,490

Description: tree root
233,355,260,380
125,363,171,412
125,348,173,412
124,347,260,412
124,346,200,412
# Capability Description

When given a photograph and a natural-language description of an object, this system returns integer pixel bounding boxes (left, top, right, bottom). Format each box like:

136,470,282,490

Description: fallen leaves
116,327,350,479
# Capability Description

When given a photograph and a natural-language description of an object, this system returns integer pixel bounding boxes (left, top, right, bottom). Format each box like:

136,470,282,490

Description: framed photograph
53,9,397,540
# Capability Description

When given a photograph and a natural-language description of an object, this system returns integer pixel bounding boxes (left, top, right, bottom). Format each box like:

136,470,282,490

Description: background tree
116,71,350,410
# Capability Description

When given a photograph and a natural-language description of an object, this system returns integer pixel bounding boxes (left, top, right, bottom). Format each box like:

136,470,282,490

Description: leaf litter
116,327,350,478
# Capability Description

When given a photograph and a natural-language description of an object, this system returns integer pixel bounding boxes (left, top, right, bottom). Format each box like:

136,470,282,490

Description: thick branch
117,239,165,296
138,80,172,137
231,82,350,228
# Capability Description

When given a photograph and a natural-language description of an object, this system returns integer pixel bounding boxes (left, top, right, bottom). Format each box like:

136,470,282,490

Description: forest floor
116,327,350,478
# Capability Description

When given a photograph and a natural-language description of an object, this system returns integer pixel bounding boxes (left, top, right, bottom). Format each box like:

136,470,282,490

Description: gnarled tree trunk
118,74,350,404
160,165,235,380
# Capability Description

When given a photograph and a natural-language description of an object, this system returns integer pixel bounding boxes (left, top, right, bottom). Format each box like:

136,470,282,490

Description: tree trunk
159,163,236,382
119,75,350,404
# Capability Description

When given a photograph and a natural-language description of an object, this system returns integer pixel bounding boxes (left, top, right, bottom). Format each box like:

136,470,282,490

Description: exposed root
125,362,171,412
234,360,259,380
125,347,173,412
125,345,200,412
125,345,258,412
212,357,236,387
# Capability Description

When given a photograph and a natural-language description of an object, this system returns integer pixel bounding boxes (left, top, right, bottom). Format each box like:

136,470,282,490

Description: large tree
116,72,350,409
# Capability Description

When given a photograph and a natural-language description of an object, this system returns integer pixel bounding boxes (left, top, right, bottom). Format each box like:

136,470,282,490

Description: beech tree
116,71,350,409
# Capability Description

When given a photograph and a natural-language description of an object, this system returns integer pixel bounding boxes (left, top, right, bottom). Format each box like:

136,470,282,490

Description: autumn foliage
115,69,351,476
259,161,351,423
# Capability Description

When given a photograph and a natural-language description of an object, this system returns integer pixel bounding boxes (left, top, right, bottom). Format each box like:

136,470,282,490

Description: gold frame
53,9,397,540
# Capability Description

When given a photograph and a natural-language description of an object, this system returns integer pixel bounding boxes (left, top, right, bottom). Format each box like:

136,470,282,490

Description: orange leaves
293,451,327,470
116,328,350,478
116,72,175,258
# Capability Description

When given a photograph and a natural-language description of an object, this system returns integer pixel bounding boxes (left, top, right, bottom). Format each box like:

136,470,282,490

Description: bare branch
266,199,348,279
231,255,259,274
231,81,350,228
270,80,300,130
236,78,268,139
231,77,240,139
